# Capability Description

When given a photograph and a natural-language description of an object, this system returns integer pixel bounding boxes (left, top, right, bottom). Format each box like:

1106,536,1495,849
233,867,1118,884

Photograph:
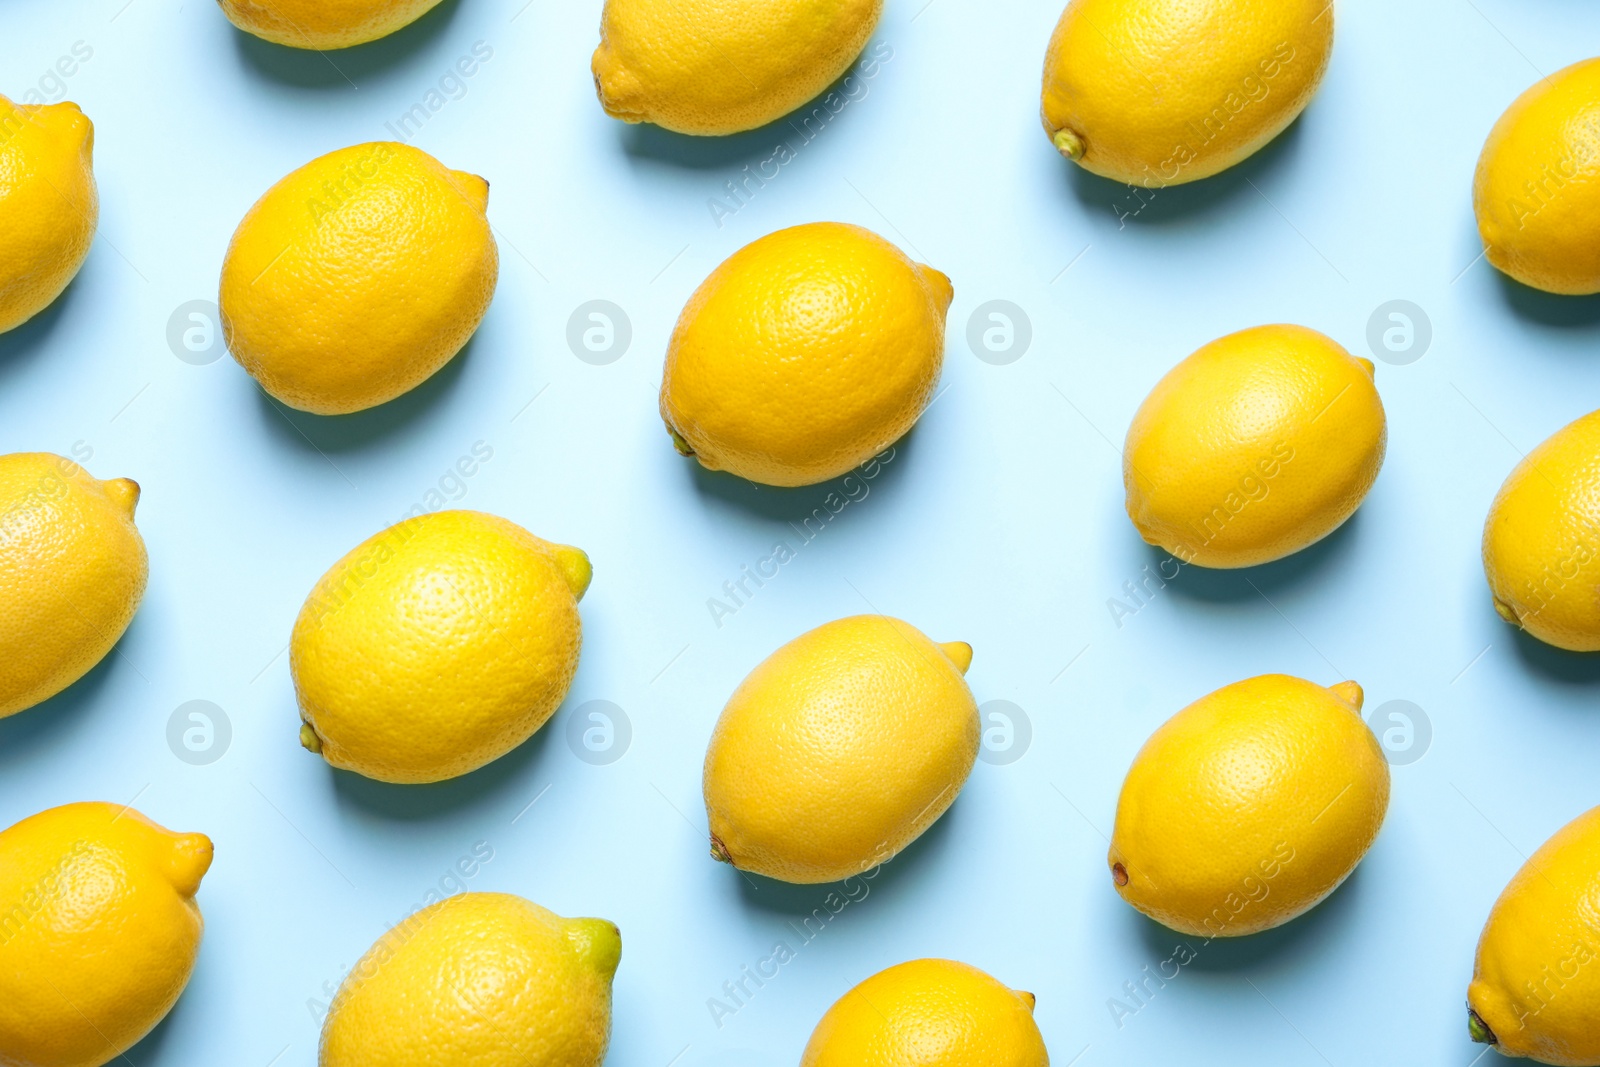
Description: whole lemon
1124,324,1386,568
1110,674,1389,937
1483,408,1600,651
0,452,147,718
802,958,1049,1067
220,142,497,415
0,802,212,1067
321,892,620,1067
593,0,883,136
702,615,978,884
217,0,445,49
1041,0,1333,186
661,222,953,487
291,510,590,784
1469,805,1600,1066
0,96,96,333
1474,58,1600,295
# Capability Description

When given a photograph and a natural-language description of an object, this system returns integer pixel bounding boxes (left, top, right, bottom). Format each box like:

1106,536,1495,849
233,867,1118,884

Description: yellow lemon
1469,804,1600,1065
217,0,445,49
802,958,1049,1067
220,142,497,415
0,452,147,718
661,222,953,487
0,96,96,333
593,0,883,136
1483,408,1600,651
291,510,590,784
0,802,212,1067
1109,674,1389,936
703,615,978,884
321,892,620,1067
1474,58,1600,295
1124,324,1386,569
1041,0,1333,186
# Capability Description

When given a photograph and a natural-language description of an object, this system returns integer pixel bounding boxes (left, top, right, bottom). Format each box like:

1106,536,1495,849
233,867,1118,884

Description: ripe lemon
702,615,978,884
1469,804,1600,1065
1110,674,1389,936
1041,0,1333,186
661,222,953,487
1474,58,1600,295
0,452,147,718
217,0,445,49
291,510,590,784
220,142,497,415
593,0,883,136
1483,408,1600,651
321,893,620,1067
1124,324,1386,568
0,96,96,333
0,801,212,1067
802,958,1049,1067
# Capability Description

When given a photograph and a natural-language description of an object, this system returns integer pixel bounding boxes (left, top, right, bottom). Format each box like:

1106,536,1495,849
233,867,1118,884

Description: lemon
0,453,147,718
593,0,883,136
1041,0,1333,186
321,892,620,1067
220,142,497,415
1124,324,1386,569
291,510,590,784
802,958,1049,1067
702,615,978,884
0,96,96,333
1469,804,1600,1065
1110,674,1389,936
661,222,953,487
217,0,445,49
1482,408,1600,651
1474,58,1600,295
0,801,212,1067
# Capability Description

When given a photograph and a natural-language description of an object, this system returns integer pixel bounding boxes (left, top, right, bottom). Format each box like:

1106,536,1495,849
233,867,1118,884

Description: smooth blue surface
3,1,1600,1064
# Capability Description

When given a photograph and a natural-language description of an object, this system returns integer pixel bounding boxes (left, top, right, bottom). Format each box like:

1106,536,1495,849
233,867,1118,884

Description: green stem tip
1467,1009,1497,1046
1052,128,1085,161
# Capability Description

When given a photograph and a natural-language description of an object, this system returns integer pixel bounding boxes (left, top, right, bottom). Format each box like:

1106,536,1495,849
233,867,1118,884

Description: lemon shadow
0,642,125,766
1492,269,1600,329
1146,507,1363,605
0,274,80,376
230,0,464,89
681,426,919,525
326,713,557,821
1506,626,1600,685
249,334,476,455
1060,116,1306,228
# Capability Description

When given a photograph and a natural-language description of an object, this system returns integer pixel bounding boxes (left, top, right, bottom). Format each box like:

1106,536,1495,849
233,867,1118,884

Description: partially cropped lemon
1110,675,1388,936
220,142,497,415
0,95,96,333
593,0,883,136
661,222,953,487
0,452,147,718
802,958,1049,1067
1124,324,1386,568
321,893,620,1067
1469,804,1600,1065
0,801,212,1067
218,0,445,49
292,510,590,784
703,615,978,884
1474,58,1600,295
1483,408,1600,651
1041,0,1333,186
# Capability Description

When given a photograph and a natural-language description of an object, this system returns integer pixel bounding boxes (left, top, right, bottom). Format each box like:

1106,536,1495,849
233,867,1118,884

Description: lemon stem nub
299,723,323,755
1112,862,1129,887
1468,1010,1496,1046
1053,129,1086,161
709,834,733,865
667,427,695,457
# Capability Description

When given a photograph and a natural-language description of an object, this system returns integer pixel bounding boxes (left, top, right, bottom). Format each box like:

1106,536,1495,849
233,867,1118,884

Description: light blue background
3,1,1599,1064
